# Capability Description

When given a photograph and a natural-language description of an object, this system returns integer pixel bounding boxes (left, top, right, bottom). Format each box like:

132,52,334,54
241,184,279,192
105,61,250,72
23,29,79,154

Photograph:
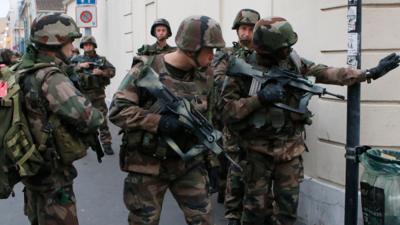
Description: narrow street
0,123,227,225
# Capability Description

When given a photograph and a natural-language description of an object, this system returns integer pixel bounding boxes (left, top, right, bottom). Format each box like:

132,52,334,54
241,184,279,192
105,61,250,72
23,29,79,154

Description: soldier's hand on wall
92,68,104,76
366,53,400,80
79,62,91,69
257,82,286,105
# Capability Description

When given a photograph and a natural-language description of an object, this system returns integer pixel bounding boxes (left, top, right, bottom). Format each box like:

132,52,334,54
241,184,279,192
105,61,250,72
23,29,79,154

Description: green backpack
0,63,57,199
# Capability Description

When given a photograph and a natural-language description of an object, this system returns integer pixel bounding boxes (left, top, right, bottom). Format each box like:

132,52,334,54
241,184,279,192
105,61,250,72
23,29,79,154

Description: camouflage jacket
137,42,176,56
212,42,255,153
70,51,115,92
221,50,366,161
17,48,104,189
109,54,218,175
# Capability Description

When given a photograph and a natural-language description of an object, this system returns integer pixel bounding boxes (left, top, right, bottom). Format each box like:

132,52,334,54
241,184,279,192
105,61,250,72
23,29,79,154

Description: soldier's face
196,47,214,67
61,41,74,58
237,25,254,42
155,26,168,41
83,43,95,52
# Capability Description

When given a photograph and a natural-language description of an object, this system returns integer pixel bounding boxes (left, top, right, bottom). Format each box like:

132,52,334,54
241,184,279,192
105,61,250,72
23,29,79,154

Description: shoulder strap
289,50,302,74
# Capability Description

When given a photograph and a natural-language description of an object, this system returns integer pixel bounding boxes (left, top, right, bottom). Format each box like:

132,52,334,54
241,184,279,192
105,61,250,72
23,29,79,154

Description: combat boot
217,190,225,204
227,219,240,225
103,144,114,155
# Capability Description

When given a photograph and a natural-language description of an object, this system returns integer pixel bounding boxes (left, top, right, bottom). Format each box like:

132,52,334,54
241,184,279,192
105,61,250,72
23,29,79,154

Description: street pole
84,27,92,36
345,0,362,225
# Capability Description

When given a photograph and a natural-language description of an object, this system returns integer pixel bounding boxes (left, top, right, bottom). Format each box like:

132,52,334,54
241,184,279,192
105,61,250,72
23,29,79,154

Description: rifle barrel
325,90,345,100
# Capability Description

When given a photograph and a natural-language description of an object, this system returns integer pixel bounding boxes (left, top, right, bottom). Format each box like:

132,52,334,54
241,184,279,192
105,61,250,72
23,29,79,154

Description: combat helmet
252,17,298,54
0,49,14,65
232,9,260,30
175,15,225,52
151,18,172,38
80,35,97,48
30,13,82,47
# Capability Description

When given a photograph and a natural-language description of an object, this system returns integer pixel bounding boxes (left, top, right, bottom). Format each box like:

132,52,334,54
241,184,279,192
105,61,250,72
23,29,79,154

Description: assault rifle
136,67,242,171
85,58,106,72
83,130,104,163
227,56,345,114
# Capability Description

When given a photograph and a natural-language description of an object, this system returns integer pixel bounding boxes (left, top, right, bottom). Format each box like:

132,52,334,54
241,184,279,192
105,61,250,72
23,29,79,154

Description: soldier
220,17,400,225
15,13,103,225
71,35,116,155
212,8,267,225
0,48,19,66
109,15,225,225
137,18,176,56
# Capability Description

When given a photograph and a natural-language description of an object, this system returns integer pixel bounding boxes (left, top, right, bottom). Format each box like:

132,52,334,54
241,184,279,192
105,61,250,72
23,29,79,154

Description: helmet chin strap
183,50,208,72
239,39,251,48
55,50,69,64
84,50,96,57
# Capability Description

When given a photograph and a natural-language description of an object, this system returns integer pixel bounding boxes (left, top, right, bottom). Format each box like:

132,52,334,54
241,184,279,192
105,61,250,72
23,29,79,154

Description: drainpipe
345,0,362,225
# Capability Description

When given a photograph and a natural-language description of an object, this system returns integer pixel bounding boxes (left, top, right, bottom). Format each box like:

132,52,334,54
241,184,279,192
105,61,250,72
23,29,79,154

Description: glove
157,114,186,137
257,82,286,105
366,53,400,80
207,166,220,194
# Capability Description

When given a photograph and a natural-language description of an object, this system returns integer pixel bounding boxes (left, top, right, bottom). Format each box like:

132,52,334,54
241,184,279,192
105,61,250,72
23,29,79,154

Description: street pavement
0,122,228,225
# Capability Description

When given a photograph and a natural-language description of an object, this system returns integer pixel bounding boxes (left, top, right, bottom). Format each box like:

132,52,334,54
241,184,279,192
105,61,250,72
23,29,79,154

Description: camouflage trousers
225,158,276,223
24,185,78,225
123,164,211,225
84,90,112,146
242,151,303,225
218,155,229,201
224,153,244,220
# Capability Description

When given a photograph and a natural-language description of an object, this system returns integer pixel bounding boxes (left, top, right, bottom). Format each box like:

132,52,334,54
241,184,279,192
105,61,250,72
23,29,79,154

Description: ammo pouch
81,75,110,90
50,117,87,165
120,130,180,170
119,130,163,174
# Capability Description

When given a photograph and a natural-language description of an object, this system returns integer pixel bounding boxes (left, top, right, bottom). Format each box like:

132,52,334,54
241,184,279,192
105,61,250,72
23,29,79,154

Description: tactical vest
120,54,212,168
230,51,311,142
71,55,110,90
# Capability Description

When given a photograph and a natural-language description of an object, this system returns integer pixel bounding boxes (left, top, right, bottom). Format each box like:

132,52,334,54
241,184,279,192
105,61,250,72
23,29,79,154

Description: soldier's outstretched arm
108,65,161,133
309,53,400,86
42,72,104,133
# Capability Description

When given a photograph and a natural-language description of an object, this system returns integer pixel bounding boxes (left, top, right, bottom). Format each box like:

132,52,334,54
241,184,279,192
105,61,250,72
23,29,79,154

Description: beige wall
65,0,400,187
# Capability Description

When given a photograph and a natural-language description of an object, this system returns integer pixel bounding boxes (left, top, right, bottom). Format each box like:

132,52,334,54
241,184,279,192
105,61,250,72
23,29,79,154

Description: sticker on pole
76,5,97,28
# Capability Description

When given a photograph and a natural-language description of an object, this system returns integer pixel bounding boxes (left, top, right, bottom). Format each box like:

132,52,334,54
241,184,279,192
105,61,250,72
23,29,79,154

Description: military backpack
0,63,87,199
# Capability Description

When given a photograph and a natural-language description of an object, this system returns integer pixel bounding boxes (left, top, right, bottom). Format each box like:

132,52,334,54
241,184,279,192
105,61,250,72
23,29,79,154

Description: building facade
9,0,65,53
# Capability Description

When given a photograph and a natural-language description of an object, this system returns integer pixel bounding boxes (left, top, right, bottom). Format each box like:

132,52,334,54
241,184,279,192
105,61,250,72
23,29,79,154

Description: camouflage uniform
16,13,103,225
212,9,261,223
71,35,116,152
109,15,225,225
137,18,176,56
221,17,368,225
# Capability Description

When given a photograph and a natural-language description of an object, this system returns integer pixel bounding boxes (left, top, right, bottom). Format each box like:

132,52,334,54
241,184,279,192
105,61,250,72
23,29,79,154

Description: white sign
347,6,357,32
76,0,96,5
347,33,359,56
76,5,97,28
